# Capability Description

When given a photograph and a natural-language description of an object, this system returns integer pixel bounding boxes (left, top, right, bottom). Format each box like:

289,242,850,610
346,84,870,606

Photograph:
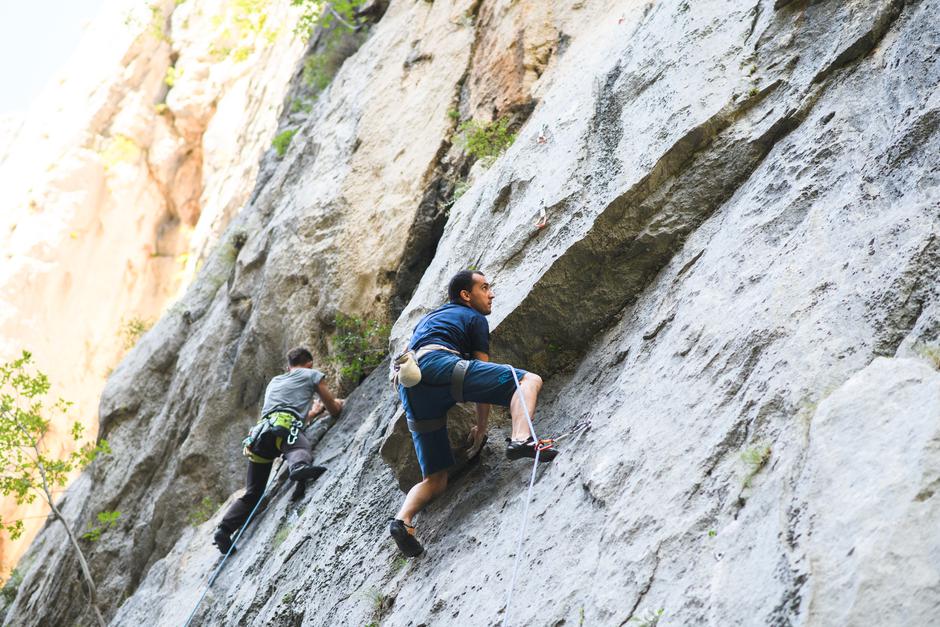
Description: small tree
0,351,111,626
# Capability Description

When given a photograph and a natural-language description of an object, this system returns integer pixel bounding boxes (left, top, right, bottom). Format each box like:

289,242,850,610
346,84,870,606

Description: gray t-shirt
261,368,325,418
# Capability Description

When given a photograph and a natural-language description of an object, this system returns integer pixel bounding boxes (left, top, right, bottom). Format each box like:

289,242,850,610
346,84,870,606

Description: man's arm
469,351,490,449
310,381,344,420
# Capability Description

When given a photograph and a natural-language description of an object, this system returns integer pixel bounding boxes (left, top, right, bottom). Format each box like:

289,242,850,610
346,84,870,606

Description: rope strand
502,366,541,627
183,457,284,627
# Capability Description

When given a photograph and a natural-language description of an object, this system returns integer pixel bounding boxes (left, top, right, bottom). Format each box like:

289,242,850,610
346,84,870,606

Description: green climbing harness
242,410,304,463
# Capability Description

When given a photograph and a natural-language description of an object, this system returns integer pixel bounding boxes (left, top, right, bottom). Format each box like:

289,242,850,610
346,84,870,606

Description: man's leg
509,372,543,440
504,372,555,461
215,460,272,553
395,470,448,526
461,362,554,461
389,469,447,557
282,431,325,483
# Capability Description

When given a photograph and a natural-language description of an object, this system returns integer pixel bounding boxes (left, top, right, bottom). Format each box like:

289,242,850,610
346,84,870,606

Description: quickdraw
529,419,592,454
539,418,592,449
534,439,555,452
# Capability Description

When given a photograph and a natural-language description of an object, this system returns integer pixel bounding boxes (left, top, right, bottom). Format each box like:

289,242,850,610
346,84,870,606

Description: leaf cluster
331,314,390,382
101,134,141,169
272,523,291,548
272,129,298,157
120,316,153,350
164,65,183,87
208,0,282,62
741,443,772,488
0,352,111,540
81,510,121,543
456,117,516,164
291,0,367,40
148,4,171,43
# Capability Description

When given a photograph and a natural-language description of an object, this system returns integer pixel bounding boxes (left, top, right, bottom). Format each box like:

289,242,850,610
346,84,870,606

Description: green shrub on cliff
456,117,516,165
301,26,369,100
120,316,153,350
272,129,297,157
331,314,390,381
741,443,772,488
81,510,121,542
631,608,665,627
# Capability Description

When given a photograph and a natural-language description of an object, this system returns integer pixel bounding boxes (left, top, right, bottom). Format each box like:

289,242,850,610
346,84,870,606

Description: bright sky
0,0,108,113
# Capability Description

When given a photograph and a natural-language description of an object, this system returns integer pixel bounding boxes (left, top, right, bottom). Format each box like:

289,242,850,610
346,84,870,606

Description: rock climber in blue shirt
388,270,556,557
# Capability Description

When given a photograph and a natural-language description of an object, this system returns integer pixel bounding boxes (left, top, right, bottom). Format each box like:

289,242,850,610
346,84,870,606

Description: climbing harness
242,410,304,463
501,369,590,626
397,345,469,436
183,457,285,627
450,359,470,402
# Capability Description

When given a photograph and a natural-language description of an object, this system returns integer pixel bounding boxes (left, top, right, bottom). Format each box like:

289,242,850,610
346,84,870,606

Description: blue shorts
399,351,528,477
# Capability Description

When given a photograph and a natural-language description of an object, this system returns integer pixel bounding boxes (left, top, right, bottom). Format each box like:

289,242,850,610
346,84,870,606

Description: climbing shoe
213,527,234,555
505,437,559,462
388,518,424,557
288,463,327,482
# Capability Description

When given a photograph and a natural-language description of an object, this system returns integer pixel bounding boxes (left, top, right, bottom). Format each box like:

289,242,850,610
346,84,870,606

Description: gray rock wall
6,0,939,625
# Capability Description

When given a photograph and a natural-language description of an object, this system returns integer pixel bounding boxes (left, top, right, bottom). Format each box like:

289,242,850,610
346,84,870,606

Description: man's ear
460,289,471,303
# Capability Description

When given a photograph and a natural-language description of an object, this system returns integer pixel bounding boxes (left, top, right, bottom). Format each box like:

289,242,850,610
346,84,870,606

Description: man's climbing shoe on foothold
388,518,424,557
288,463,327,482
505,437,559,462
213,527,234,555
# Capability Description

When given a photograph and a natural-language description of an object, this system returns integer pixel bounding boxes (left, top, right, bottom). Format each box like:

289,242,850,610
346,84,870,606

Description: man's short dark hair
448,270,484,303
287,347,313,367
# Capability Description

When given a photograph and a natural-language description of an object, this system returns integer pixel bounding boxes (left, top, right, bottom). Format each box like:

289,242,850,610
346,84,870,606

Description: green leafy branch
0,351,110,625
291,0,368,40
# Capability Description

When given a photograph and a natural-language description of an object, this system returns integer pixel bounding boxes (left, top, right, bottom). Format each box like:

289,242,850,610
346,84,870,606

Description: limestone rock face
6,0,940,626
796,358,940,626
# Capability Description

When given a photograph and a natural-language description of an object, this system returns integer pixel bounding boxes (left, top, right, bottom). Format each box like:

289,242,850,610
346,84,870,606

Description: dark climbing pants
219,431,312,533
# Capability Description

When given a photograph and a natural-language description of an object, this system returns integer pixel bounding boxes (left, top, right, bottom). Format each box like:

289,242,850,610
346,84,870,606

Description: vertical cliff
3,0,938,625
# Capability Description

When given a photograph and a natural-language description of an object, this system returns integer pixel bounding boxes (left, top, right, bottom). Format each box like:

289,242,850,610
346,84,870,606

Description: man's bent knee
523,372,543,391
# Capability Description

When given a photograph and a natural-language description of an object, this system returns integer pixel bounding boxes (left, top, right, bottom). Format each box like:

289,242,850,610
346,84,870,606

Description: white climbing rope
502,365,542,627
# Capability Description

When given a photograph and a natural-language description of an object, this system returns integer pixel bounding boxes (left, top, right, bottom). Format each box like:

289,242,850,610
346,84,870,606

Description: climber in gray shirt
261,366,328,417
213,347,344,554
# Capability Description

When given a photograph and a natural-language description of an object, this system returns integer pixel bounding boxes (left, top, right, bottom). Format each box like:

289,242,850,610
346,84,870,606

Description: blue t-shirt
409,303,489,357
